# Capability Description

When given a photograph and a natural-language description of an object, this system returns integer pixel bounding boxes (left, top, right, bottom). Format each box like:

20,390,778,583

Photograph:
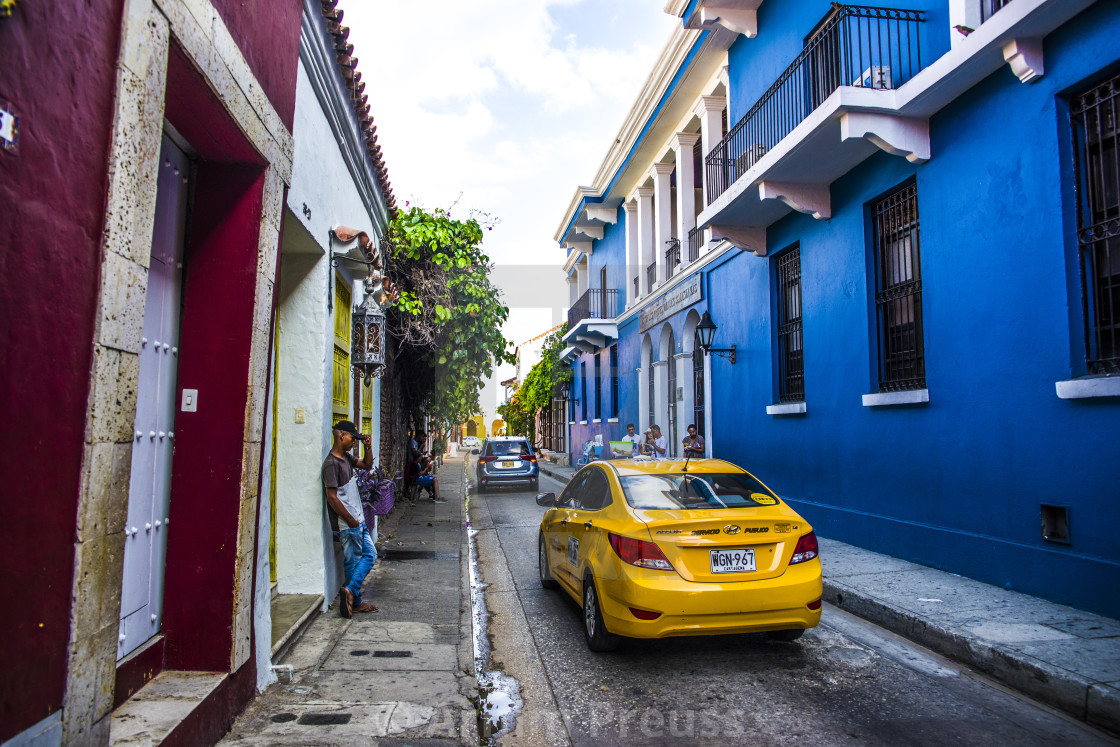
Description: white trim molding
766,402,807,415
1055,377,1120,400
862,389,930,407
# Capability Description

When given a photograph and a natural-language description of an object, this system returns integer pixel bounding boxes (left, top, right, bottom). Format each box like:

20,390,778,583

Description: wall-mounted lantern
695,310,736,364
351,295,385,385
330,226,388,383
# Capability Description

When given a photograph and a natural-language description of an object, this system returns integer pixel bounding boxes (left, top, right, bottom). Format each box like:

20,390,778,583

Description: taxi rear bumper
595,559,822,638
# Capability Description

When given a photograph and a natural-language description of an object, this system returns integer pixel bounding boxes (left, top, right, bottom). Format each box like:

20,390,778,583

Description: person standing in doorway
322,420,378,617
682,424,705,458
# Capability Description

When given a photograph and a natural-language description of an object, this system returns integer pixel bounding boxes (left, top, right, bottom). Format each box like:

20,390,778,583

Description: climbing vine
386,205,513,434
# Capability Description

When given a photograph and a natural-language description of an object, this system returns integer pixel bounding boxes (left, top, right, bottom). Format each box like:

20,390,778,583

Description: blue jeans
339,523,376,605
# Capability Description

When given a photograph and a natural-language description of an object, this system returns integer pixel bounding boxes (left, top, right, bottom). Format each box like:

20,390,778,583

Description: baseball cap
333,420,362,438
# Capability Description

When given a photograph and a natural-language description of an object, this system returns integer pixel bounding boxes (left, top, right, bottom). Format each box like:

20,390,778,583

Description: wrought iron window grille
872,182,925,391
776,247,805,403
1071,71,1120,375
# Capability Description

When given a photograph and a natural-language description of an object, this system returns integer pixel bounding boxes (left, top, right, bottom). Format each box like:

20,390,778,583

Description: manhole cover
298,713,352,725
373,650,413,658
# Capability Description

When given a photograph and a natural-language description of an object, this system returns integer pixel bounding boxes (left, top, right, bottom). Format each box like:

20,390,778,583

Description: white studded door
118,134,190,660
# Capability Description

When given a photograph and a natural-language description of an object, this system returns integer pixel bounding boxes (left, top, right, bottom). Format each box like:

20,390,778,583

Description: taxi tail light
807,599,822,610
608,533,673,571
629,607,661,620
790,531,819,565
479,455,497,463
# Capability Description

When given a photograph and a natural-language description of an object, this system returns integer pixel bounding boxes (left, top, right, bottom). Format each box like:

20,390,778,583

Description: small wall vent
1041,504,1070,544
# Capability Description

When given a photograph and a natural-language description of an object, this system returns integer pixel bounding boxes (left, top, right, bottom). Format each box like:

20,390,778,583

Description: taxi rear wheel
582,576,620,652
538,534,558,589
767,628,805,642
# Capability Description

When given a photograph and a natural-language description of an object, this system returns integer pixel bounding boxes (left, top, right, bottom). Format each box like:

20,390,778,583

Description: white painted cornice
664,0,690,17
299,0,389,233
552,24,702,243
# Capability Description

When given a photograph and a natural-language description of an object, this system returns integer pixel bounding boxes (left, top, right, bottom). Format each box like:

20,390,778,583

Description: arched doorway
466,420,477,437
683,309,705,454
661,324,677,456
491,419,505,437
641,335,654,430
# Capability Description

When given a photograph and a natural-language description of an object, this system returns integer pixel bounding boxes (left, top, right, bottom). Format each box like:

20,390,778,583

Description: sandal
339,587,353,618
354,602,379,613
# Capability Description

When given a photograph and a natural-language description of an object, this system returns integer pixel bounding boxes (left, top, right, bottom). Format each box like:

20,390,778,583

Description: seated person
406,451,445,503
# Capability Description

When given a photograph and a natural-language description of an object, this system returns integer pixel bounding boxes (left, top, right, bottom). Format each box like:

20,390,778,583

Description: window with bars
776,245,805,402
610,345,619,419
594,353,602,420
332,277,351,418
871,183,925,391
1071,72,1120,375
581,361,588,421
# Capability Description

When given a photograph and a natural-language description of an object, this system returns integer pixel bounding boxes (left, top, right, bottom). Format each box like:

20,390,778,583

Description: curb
822,581,1117,732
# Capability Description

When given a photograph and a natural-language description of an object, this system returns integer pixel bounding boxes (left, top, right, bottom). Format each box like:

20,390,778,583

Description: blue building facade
555,0,1120,617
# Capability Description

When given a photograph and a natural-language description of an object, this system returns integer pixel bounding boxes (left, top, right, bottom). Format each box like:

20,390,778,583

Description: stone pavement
220,457,478,746
538,460,1120,735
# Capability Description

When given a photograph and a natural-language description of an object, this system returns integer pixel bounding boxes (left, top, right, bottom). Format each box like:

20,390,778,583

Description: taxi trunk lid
639,511,809,583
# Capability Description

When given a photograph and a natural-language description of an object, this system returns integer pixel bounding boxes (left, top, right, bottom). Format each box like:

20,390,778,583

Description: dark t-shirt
322,452,358,531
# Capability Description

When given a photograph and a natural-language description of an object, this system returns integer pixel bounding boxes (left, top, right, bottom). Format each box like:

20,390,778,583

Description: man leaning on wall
322,421,379,617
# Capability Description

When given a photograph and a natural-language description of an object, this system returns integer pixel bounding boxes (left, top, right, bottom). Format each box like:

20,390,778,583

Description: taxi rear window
618,473,780,510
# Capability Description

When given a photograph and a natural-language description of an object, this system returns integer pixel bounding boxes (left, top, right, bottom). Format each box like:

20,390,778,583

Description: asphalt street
469,466,1117,747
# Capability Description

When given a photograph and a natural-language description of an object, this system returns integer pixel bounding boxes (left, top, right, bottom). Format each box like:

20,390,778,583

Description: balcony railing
687,226,702,263
568,288,621,328
705,5,927,204
665,238,681,278
646,262,657,292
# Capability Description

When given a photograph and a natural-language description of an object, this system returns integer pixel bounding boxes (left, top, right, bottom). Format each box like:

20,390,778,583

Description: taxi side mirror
535,492,556,507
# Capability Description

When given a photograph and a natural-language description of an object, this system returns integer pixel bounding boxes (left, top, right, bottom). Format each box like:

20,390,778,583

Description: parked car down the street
461,435,481,448
476,436,539,492
536,458,822,651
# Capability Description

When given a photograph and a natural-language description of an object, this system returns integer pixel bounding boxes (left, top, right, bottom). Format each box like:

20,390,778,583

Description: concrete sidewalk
220,458,477,746
538,460,1120,735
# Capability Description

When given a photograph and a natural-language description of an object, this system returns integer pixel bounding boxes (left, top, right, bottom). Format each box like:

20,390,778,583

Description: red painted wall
0,1,124,740
210,0,302,131
161,161,264,672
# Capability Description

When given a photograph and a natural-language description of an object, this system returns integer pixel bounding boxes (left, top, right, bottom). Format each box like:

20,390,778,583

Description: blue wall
571,0,1120,616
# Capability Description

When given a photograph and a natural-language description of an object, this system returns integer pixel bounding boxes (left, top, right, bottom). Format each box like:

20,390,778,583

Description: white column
636,186,655,294
673,132,701,261
650,163,675,286
576,257,588,297
566,272,578,307
694,95,726,252
624,200,639,304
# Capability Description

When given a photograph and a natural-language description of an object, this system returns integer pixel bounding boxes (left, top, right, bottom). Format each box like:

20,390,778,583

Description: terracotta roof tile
320,1,396,217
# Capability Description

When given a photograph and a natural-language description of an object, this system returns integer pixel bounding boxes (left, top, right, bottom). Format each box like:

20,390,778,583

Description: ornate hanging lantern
351,293,385,385
330,225,390,384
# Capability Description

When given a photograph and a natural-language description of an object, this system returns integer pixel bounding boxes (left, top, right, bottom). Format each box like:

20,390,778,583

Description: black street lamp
695,310,736,364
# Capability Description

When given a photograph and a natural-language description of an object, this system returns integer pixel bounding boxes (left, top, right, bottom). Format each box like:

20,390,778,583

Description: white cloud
339,0,679,390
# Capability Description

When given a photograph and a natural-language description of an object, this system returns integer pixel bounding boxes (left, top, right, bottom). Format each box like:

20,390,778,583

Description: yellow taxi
536,458,821,651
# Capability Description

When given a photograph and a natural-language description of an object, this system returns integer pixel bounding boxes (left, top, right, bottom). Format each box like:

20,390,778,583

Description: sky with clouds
342,1,679,414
